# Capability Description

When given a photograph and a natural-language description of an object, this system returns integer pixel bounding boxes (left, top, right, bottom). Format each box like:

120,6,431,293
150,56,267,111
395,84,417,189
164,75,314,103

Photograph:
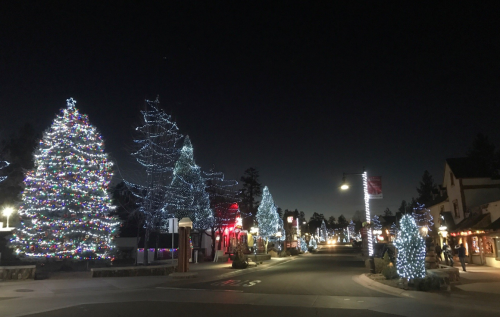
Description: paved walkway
454,263,500,295
0,257,291,299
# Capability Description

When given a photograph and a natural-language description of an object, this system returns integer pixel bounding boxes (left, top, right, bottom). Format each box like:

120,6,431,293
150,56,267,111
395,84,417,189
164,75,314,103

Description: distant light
340,184,349,190
287,216,294,223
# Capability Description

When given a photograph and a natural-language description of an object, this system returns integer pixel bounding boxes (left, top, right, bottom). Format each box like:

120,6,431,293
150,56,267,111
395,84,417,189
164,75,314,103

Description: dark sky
1,2,499,219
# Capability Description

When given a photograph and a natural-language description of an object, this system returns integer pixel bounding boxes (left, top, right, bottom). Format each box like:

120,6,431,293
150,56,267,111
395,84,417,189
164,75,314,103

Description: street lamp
3,207,14,228
340,169,375,273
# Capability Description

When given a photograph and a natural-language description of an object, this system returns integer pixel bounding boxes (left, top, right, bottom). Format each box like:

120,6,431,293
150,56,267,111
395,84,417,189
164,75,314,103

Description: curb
354,274,415,298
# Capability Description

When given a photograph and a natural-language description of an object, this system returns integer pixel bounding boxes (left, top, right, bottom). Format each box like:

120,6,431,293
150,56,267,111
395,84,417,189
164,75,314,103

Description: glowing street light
340,176,349,190
3,207,14,228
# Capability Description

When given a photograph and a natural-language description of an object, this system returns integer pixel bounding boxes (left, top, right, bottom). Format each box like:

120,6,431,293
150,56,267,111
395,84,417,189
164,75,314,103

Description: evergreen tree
320,220,327,242
240,167,262,229
347,220,355,240
0,123,40,206
168,136,213,230
299,237,308,252
309,236,317,250
0,160,8,182
204,168,240,255
394,214,426,280
256,186,280,253
128,97,183,264
383,208,393,216
371,215,382,230
416,170,437,207
337,214,348,228
389,222,398,236
10,98,119,260
411,203,434,233
327,216,336,229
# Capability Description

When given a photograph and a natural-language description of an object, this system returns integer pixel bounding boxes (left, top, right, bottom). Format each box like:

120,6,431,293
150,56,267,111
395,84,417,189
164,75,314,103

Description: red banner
368,176,383,199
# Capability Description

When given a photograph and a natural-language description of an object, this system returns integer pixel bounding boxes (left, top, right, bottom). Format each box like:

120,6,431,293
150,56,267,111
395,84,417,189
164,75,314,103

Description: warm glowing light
3,207,13,217
287,216,294,223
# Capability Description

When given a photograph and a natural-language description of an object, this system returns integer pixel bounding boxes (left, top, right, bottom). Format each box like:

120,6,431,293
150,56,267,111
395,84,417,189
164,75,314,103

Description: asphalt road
170,244,390,297
3,244,492,317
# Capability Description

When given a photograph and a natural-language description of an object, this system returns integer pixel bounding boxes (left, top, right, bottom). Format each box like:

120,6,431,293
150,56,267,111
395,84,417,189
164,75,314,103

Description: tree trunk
210,227,216,260
143,227,150,265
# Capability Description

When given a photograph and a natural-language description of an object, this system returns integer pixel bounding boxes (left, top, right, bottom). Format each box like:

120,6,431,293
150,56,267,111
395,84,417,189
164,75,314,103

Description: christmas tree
309,236,317,250
371,214,382,230
411,203,433,234
320,220,327,242
256,186,280,253
128,97,183,264
0,160,8,182
10,98,119,260
129,97,183,232
167,136,213,230
300,237,308,252
394,214,426,280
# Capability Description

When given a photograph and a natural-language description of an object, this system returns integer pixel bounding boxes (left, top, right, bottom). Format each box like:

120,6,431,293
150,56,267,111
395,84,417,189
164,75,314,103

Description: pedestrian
435,243,442,263
443,244,454,266
457,243,466,272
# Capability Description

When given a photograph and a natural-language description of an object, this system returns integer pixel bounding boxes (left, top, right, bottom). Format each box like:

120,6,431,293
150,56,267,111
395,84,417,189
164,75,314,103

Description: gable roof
446,157,494,179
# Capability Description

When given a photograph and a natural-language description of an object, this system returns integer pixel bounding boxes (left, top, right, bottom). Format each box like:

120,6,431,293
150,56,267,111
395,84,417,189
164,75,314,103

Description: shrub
382,262,398,279
289,249,299,256
411,276,441,291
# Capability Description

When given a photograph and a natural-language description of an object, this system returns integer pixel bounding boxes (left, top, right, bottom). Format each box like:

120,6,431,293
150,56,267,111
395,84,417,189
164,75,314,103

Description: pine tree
256,186,280,253
127,97,183,264
416,170,437,207
372,215,382,230
10,98,119,260
0,160,8,182
167,136,213,230
411,203,433,234
240,167,262,229
299,237,308,252
320,220,327,242
394,214,426,280
309,236,317,250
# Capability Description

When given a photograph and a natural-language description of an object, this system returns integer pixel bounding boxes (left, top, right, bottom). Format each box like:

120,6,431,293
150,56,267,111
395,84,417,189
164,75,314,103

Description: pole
362,170,375,273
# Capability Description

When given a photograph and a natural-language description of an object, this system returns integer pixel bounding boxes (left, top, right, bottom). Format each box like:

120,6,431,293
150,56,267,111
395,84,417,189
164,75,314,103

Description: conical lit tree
256,186,279,253
167,136,213,230
10,98,119,261
320,220,327,242
394,214,426,280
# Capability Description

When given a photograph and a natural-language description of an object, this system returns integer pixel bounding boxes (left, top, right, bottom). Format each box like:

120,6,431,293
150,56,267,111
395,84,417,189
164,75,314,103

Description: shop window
483,236,494,255
471,236,480,254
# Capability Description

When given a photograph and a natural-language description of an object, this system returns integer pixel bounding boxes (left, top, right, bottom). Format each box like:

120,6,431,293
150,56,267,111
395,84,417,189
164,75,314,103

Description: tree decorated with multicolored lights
300,237,308,252
394,214,426,281
167,136,213,230
256,186,280,253
10,98,119,261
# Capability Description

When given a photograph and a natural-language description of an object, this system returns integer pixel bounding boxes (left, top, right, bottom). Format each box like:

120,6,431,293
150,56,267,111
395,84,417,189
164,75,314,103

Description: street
0,245,497,317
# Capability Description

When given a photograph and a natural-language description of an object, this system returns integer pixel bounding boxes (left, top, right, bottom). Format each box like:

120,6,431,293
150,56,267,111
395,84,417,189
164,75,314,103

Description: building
429,157,500,267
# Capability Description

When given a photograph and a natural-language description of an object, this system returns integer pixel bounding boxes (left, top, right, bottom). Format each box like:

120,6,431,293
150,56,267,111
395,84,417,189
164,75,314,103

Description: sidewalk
0,256,294,299
453,263,500,295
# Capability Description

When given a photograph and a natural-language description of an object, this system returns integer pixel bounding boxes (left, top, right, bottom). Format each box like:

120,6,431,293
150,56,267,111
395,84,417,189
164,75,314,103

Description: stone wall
91,264,174,278
0,265,36,281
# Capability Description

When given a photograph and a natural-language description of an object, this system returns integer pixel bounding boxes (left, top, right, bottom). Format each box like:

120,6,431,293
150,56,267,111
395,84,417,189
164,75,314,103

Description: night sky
1,2,499,219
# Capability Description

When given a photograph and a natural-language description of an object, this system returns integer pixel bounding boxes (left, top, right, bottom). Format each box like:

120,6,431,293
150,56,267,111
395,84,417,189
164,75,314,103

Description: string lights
394,214,426,280
10,98,119,260
166,136,213,230
256,186,280,239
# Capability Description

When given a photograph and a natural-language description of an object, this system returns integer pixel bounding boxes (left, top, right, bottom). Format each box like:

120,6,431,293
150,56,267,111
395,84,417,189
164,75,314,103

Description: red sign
368,176,383,199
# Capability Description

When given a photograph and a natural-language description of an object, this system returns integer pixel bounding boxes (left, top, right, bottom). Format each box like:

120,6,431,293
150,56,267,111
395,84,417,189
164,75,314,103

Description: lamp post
341,168,375,273
3,207,14,228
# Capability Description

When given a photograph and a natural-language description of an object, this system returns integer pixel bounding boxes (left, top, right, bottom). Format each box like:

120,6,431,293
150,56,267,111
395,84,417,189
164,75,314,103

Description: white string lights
10,98,119,260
